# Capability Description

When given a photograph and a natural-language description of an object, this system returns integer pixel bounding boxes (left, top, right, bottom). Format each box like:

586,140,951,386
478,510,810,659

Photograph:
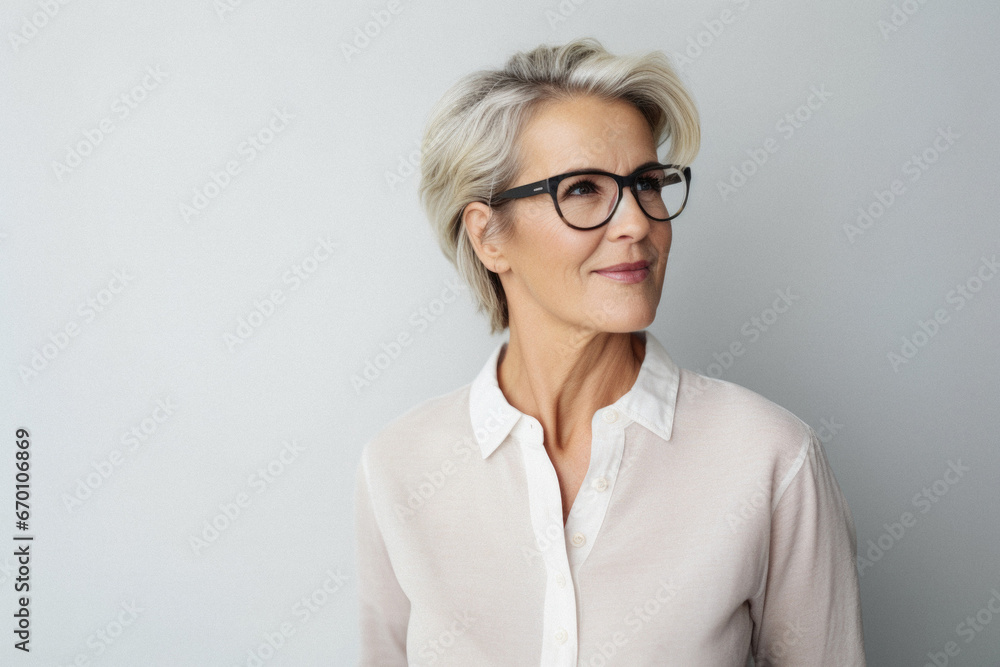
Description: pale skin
462,94,673,525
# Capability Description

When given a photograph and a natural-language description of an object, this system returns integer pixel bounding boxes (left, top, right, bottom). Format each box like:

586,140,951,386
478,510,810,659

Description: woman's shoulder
359,382,475,470
675,367,814,460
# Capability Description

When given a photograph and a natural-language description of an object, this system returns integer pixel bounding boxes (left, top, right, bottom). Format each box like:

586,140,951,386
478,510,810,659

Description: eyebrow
633,160,663,172
562,160,662,175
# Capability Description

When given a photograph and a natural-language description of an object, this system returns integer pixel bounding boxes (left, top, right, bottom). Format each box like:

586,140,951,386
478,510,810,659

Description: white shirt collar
468,329,681,459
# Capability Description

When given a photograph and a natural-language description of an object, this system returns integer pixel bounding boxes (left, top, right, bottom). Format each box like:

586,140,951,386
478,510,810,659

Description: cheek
659,225,673,263
530,224,595,279
514,197,557,230
649,225,671,283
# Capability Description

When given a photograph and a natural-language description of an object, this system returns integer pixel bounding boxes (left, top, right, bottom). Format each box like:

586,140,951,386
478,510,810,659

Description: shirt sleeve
749,427,867,666
354,447,410,666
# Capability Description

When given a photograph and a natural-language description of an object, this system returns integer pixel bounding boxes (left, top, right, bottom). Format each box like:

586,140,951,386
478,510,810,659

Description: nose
605,187,653,239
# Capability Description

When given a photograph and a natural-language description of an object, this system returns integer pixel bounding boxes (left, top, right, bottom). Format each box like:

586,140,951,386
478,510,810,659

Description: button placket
516,417,578,666
564,411,626,571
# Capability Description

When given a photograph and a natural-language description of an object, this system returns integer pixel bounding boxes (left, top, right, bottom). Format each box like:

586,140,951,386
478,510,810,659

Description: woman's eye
637,176,663,192
565,179,599,196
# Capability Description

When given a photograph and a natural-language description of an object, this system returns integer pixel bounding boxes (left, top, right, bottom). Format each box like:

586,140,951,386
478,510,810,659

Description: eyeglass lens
555,167,686,228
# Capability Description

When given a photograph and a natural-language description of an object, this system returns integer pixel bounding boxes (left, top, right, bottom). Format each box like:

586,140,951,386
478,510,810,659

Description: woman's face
474,94,673,335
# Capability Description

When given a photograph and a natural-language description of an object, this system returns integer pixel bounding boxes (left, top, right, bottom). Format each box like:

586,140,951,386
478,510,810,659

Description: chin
589,305,656,333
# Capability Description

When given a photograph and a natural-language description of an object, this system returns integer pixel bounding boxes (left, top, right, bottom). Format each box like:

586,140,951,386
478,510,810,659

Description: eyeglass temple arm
654,165,692,186
491,179,550,202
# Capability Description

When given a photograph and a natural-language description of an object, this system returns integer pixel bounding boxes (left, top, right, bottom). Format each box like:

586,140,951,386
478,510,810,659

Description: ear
462,201,511,274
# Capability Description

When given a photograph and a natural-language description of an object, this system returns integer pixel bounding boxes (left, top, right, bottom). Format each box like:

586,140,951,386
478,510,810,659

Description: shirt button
602,408,618,423
554,628,568,644
555,572,566,587
591,477,608,492
571,532,586,547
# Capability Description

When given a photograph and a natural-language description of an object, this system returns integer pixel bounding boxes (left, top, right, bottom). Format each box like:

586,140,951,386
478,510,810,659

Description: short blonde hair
418,37,700,335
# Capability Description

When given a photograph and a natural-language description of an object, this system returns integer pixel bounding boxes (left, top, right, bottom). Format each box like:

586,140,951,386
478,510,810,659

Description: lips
594,260,651,284
596,261,650,272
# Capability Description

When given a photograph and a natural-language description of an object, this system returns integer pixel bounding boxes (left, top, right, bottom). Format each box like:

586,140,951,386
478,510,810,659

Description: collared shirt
353,330,866,666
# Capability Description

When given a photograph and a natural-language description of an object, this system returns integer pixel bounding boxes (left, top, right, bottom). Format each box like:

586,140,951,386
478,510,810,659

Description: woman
354,37,865,666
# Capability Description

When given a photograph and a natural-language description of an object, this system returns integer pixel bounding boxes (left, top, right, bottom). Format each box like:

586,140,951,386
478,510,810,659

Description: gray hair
417,37,701,335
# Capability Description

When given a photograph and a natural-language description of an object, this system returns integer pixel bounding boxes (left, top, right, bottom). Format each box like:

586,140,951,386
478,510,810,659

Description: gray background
2,0,998,665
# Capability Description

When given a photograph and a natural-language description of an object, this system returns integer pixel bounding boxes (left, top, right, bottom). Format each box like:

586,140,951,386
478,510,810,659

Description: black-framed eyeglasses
488,162,692,230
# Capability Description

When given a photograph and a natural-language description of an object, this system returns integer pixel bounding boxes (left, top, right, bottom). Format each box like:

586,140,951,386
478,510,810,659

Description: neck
498,321,645,453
